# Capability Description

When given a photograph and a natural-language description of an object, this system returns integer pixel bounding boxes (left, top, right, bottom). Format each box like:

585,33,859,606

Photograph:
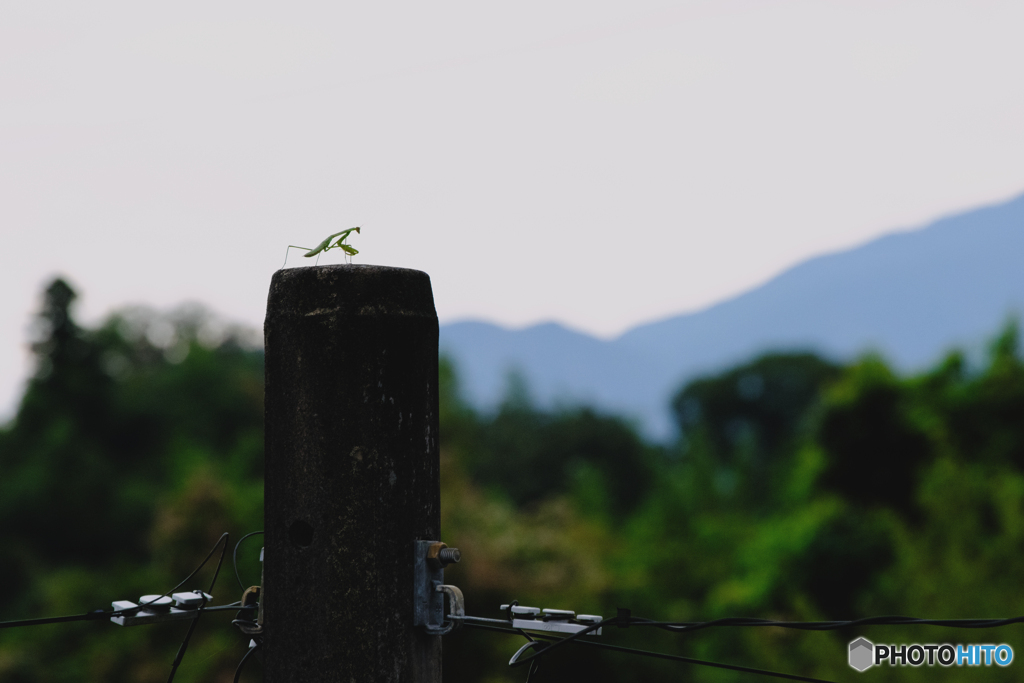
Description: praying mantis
283,227,361,268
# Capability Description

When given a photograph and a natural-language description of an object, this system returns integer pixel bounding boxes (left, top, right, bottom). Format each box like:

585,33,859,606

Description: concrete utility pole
263,264,441,682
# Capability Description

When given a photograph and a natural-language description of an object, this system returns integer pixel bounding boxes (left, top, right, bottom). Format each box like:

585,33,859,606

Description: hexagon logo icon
849,637,874,671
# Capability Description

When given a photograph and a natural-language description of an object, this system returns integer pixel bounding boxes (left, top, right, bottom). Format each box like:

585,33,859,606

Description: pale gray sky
3,0,1024,418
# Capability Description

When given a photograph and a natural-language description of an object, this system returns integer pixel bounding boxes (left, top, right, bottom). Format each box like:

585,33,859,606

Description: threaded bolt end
438,548,461,566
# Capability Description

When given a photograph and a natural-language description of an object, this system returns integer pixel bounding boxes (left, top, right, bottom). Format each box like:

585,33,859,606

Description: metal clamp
413,540,463,635
235,546,264,636
236,585,263,635
500,604,603,636
433,584,465,635
110,591,212,626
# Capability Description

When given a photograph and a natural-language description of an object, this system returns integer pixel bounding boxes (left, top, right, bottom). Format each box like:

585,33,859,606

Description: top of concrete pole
263,262,441,683
267,264,436,321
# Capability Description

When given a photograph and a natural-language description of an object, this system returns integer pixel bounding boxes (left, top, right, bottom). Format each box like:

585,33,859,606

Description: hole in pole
289,520,314,548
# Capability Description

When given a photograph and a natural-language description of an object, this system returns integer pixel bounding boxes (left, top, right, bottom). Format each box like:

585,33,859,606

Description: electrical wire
233,530,264,592
464,606,1024,683
0,533,249,631
464,621,837,683
138,532,232,611
167,532,230,683
512,630,543,682
462,611,1024,639
0,611,110,629
642,615,1024,632
0,604,253,631
0,533,243,683
166,597,206,683
233,643,261,683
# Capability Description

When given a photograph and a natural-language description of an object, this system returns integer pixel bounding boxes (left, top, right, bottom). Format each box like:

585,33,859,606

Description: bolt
438,547,460,566
426,542,462,568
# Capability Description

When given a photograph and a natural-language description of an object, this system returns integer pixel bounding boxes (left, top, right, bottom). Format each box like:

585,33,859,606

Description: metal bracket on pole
413,540,463,636
236,547,264,636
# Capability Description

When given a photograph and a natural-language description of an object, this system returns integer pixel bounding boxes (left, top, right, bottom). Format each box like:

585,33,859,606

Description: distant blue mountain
440,192,1024,440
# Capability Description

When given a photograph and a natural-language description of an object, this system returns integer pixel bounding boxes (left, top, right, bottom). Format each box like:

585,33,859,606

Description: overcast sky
3,0,1024,419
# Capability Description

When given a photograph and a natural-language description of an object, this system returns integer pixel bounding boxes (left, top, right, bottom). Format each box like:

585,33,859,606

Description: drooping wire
166,596,207,683
0,611,110,629
0,604,252,631
465,621,837,683
523,646,542,683
627,614,1024,633
233,643,261,683
508,627,543,683
0,534,241,683
0,534,250,630
166,532,230,683
139,532,232,611
516,619,542,681
233,531,265,591
461,605,1024,683
466,602,1024,683
462,610,1024,637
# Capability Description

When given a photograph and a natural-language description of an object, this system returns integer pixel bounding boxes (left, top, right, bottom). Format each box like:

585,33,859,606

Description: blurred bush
0,279,264,682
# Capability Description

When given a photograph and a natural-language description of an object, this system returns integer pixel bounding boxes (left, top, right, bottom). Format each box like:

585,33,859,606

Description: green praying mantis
283,227,361,268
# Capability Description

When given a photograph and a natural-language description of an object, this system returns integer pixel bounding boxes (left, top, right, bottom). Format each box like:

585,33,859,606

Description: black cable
138,532,232,611
485,615,608,668
0,533,247,631
0,603,253,631
512,629,542,683
525,654,540,683
465,622,836,683
167,532,230,683
0,611,110,629
633,614,1024,633
233,643,261,683
550,631,836,683
233,531,264,592
467,606,1024,681
166,599,205,683
471,610,1024,636
207,534,229,595
524,647,541,683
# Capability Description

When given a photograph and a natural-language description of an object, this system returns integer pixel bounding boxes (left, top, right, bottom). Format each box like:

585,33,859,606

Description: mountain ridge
441,192,1024,439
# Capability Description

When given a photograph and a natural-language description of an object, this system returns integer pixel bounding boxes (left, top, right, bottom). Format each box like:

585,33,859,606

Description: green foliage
442,334,1024,681
479,415,654,515
0,279,264,682
810,358,929,517
670,353,841,507
5,277,1024,681
672,353,841,460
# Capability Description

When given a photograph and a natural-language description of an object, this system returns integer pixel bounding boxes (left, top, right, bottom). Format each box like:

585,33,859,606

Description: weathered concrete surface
263,264,440,682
